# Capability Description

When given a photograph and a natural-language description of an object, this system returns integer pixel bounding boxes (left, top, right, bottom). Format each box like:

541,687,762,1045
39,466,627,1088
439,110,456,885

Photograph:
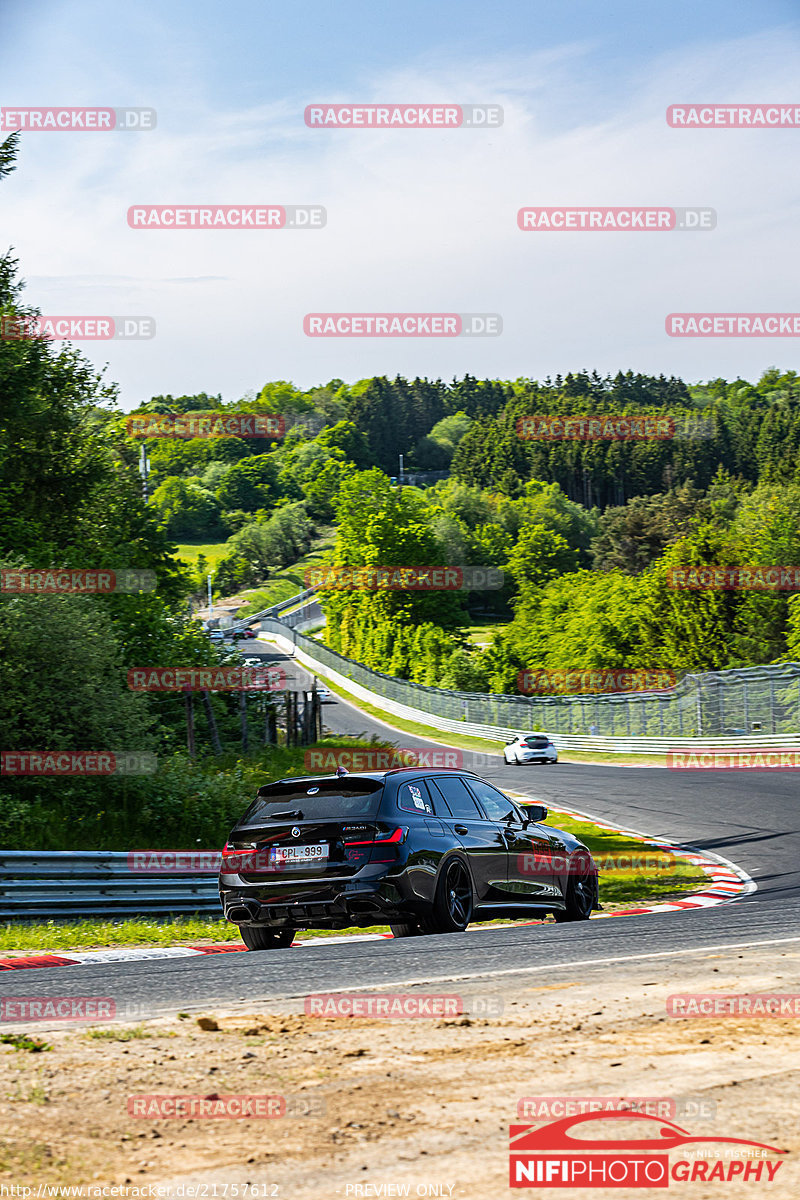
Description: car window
240,779,383,824
429,776,482,818
397,779,435,815
466,779,519,822
502,799,527,823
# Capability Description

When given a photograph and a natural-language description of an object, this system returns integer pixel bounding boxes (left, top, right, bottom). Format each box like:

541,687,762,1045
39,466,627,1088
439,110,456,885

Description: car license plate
269,843,327,865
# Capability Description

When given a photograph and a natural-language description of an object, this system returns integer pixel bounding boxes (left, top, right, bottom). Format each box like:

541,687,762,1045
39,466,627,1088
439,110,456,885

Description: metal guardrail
229,588,317,634
260,618,800,747
0,851,221,921
279,601,324,631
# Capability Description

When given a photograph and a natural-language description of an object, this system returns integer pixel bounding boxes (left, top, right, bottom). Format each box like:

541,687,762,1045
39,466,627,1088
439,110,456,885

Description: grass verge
173,541,230,569
234,532,335,615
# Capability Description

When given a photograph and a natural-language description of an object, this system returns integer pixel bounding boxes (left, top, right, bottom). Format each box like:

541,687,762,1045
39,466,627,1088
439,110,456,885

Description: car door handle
453,824,469,835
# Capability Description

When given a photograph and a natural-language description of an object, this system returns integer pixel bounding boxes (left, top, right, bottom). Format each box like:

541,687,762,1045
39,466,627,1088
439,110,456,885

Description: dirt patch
1,946,798,1197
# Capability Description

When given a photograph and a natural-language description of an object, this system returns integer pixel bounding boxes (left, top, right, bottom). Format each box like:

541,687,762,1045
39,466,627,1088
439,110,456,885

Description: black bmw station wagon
219,768,598,949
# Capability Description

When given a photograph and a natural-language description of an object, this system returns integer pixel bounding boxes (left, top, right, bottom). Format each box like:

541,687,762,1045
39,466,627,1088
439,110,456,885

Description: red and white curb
507,792,756,918
0,801,754,973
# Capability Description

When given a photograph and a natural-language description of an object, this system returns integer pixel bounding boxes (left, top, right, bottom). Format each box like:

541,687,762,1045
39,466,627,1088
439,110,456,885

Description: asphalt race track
2,641,799,1019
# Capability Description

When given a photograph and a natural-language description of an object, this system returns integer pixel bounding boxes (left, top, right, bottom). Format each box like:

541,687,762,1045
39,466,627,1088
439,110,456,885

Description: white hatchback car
503,732,558,766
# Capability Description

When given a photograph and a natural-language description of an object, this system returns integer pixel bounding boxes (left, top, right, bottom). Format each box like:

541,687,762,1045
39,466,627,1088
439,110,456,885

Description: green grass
0,1034,51,1053
463,619,510,647
85,1026,163,1041
0,916,244,953
235,533,336,615
173,541,230,569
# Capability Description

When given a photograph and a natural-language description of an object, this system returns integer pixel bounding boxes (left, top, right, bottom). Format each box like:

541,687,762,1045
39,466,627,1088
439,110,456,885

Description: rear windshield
239,779,383,825
523,736,549,747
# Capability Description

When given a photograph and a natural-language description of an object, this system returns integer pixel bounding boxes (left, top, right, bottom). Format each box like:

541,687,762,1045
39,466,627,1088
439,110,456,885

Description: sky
1,0,799,408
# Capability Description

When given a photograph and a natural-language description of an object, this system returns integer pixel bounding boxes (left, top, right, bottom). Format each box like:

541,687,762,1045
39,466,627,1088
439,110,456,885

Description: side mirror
524,804,548,823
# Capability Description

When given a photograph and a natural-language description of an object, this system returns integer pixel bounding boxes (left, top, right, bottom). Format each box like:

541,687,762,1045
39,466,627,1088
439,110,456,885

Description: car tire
553,854,595,922
240,926,296,950
421,858,474,934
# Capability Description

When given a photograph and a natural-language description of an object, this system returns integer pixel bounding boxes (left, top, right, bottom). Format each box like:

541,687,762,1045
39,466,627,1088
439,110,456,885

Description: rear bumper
220,877,408,929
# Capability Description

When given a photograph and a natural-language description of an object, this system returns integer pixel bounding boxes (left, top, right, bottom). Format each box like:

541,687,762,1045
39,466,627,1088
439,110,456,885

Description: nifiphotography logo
509,1112,787,1187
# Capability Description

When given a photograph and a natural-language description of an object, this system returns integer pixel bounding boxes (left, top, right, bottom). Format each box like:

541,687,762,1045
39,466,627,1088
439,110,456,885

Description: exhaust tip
226,899,260,923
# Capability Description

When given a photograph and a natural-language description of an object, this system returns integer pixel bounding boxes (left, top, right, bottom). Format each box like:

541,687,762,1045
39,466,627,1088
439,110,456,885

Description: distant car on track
219,768,597,949
232,627,257,641
504,732,558,766
315,684,332,703
208,630,226,644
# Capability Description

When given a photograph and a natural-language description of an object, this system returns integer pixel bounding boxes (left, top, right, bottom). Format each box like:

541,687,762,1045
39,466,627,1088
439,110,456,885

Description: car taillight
344,827,407,864
220,843,258,869
345,827,407,846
